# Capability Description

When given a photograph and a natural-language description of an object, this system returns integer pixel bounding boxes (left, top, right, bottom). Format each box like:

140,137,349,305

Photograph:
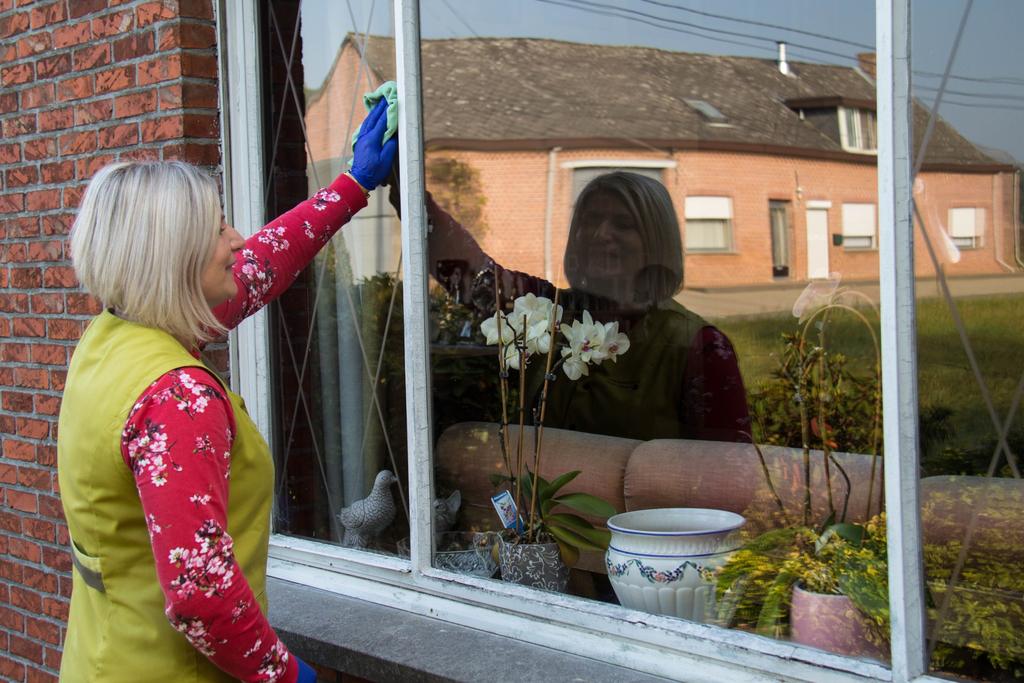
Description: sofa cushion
624,439,883,529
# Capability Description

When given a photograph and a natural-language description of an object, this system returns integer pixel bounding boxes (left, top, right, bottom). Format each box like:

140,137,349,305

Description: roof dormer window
838,106,877,153
685,99,731,126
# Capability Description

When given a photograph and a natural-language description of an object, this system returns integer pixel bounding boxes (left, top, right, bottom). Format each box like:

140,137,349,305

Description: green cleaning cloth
350,80,398,157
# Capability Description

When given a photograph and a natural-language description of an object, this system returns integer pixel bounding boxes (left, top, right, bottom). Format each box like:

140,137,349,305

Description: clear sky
300,0,1024,164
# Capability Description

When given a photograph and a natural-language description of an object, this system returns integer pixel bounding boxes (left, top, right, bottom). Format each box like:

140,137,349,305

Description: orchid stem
527,290,561,542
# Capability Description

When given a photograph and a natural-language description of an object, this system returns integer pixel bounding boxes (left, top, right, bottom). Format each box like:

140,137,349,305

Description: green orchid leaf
546,512,596,532
551,492,617,518
547,523,606,553
554,539,579,567
546,471,581,497
523,469,552,503
547,513,611,548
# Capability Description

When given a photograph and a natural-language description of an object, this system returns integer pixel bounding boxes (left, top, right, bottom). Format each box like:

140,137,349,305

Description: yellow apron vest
57,311,274,682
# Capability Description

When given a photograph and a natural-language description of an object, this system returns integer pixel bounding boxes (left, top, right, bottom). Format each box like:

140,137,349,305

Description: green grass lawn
711,293,1024,460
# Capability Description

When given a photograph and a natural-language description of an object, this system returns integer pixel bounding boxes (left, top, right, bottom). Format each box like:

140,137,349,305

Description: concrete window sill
268,577,672,683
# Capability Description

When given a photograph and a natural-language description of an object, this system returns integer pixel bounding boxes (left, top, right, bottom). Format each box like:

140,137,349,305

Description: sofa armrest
436,421,639,529
435,422,640,575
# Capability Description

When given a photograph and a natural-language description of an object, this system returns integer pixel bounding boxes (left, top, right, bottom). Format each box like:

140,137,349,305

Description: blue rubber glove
295,655,317,683
350,99,398,191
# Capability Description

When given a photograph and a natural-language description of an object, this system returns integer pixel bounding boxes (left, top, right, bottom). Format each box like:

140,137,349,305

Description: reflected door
805,206,830,279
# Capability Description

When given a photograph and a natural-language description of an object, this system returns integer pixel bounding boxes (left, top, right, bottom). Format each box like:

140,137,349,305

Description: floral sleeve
122,368,299,683
682,325,753,443
212,173,369,331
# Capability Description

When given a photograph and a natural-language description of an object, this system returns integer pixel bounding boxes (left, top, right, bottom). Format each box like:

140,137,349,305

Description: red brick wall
0,1,219,680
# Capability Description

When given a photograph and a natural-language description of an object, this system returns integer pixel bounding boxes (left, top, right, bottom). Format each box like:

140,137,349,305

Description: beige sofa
436,421,884,571
436,422,1024,659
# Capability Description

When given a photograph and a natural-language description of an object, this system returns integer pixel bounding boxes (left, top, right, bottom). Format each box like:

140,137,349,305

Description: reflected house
306,35,1021,288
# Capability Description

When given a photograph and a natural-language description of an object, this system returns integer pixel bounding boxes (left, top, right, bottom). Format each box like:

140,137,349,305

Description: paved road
678,274,1024,320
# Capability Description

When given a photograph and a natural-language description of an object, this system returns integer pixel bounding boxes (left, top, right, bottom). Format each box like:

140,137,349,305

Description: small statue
433,490,461,534
337,470,397,549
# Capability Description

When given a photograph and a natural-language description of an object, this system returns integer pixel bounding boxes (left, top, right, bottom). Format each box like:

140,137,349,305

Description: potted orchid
482,291,624,591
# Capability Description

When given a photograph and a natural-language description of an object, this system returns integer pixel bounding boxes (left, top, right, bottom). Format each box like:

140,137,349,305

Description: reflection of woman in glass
400,170,750,442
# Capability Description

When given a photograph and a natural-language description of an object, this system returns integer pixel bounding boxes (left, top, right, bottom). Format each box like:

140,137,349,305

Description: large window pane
414,1,889,664
264,1,407,555
911,3,1024,679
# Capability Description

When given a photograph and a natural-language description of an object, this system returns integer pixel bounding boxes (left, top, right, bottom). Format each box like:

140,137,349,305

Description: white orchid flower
561,310,607,364
561,355,590,381
480,312,516,347
528,331,553,356
600,321,630,361
503,344,523,370
512,294,558,326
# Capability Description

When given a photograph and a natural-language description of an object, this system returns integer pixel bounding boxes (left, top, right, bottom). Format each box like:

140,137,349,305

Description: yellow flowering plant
714,513,889,645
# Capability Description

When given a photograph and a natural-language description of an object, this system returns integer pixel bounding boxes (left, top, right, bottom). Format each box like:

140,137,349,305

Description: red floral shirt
120,175,366,682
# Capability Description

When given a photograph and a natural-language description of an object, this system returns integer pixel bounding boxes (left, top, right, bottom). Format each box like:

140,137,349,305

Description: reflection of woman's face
574,192,645,287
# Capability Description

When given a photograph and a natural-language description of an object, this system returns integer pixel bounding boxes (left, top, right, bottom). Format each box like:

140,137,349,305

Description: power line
541,0,858,62
422,3,460,38
931,99,1024,112
637,0,874,51
442,0,480,38
533,0,780,57
914,70,1024,87
914,84,1024,103
537,0,1024,92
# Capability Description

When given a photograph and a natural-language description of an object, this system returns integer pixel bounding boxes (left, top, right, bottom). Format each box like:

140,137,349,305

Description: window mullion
877,0,928,680
220,0,274,445
394,0,435,574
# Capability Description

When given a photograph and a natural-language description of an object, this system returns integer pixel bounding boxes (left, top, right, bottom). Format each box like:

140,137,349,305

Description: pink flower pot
789,584,888,661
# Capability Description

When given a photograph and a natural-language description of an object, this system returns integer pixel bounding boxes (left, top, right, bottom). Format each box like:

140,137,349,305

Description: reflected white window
948,207,984,248
838,106,877,153
571,166,663,201
841,202,877,249
685,196,733,252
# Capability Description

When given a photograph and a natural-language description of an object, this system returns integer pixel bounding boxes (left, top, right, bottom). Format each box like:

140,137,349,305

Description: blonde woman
57,101,396,682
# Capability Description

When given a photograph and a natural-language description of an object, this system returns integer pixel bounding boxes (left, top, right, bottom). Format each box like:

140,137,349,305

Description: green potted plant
482,287,623,591
715,277,888,657
715,512,889,658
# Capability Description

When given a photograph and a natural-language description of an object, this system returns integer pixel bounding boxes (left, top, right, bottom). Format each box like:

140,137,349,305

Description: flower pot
790,584,887,661
605,508,744,622
397,532,498,578
497,532,570,592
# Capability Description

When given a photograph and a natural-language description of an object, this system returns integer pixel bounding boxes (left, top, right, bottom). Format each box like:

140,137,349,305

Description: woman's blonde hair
71,161,226,343
564,171,684,303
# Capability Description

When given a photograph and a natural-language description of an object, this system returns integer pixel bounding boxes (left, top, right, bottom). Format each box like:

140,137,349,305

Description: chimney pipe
777,41,790,76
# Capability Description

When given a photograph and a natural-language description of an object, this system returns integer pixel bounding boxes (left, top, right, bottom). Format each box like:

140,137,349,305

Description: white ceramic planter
605,508,744,622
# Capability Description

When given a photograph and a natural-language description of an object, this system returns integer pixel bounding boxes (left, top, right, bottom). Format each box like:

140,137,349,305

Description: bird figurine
337,469,398,549
432,490,461,534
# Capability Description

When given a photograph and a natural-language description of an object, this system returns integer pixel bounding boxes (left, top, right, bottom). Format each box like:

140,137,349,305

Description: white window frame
684,196,734,253
947,206,984,249
222,1,940,681
842,202,878,250
838,105,879,154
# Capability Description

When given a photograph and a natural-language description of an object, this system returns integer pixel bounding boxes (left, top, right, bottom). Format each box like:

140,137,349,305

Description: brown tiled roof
341,35,1004,169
